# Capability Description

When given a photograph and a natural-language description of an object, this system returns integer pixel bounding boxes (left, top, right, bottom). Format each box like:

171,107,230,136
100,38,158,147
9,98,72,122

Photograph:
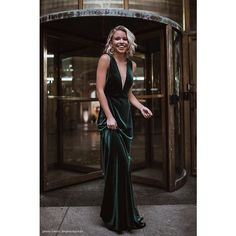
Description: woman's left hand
140,106,153,119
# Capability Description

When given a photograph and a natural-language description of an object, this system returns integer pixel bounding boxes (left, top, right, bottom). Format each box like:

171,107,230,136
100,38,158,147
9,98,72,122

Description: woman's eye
114,37,128,41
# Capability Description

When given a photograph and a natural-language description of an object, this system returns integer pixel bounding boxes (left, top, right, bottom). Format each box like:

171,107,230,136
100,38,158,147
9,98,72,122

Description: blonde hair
103,25,137,57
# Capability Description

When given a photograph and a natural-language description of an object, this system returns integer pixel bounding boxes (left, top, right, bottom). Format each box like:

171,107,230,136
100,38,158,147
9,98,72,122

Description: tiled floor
40,176,196,207
40,176,196,235
40,205,196,236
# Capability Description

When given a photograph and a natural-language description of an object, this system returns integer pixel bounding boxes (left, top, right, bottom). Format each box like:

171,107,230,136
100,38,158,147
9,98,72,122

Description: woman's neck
113,52,127,62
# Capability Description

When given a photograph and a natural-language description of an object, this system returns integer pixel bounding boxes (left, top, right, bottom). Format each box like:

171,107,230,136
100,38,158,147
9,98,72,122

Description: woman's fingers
107,117,118,129
141,107,153,118
107,123,118,129
107,125,117,129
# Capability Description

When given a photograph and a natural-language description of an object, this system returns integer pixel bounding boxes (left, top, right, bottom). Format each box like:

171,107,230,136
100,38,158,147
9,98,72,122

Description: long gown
97,53,144,232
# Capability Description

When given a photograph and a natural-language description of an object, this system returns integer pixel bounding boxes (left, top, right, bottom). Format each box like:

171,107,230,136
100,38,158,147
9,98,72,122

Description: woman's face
111,30,129,54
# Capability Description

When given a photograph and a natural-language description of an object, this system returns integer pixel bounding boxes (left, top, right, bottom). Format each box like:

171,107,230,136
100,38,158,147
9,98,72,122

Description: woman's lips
117,45,126,49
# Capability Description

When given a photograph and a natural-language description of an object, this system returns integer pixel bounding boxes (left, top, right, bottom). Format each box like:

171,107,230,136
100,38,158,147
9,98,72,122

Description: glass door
41,23,186,192
41,31,104,191
57,55,102,176
165,25,186,191
130,29,167,189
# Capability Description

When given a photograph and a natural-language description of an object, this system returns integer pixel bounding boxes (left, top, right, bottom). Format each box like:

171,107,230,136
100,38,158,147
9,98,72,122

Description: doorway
41,13,186,192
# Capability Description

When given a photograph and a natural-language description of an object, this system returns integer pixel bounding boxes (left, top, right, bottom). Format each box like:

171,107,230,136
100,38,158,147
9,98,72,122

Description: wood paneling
129,0,183,26
40,0,79,16
190,0,196,31
40,0,183,26
183,0,196,176
189,36,196,175
182,33,191,174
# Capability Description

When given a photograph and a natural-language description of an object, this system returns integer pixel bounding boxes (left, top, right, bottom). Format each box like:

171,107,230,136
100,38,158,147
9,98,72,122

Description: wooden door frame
40,29,48,192
165,24,176,191
41,20,188,192
189,35,197,175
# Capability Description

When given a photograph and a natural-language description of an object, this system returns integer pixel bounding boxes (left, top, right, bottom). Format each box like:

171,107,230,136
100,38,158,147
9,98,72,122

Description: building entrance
41,11,186,192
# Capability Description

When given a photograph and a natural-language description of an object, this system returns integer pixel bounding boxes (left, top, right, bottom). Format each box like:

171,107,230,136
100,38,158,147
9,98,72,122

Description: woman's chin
115,49,127,54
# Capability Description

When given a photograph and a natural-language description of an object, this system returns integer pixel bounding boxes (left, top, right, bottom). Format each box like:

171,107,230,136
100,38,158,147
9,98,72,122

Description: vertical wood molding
79,0,83,9
183,0,197,176
183,0,190,32
189,36,197,175
166,24,175,191
182,33,191,174
124,0,129,9
160,30,168,189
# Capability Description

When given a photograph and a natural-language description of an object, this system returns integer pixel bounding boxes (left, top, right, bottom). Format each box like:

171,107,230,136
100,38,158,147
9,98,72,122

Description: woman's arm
128,61,153,119
96,54,118,129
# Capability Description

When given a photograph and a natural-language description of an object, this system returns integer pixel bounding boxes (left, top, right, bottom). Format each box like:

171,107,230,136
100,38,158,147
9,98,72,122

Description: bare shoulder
98,53,111,67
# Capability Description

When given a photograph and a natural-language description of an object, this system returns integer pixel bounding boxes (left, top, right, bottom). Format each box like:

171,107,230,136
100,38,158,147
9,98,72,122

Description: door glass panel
60,56,101,170
131,53,146,165
44,31,167,190
46,37,97,188
46,36,62,185
47,50,58,171
150,52,164,182
131,33,166,187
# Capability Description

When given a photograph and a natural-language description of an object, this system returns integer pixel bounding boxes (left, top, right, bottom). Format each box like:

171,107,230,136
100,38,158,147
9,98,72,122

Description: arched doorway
41,9,186,192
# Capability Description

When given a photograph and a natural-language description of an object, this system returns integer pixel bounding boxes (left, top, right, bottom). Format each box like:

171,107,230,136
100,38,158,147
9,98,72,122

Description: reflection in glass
150,52,163,182
132,53,146,96
60,56,101,169
131,49,165,185
45,35,166,189
130,54,146,165
47,52,58,168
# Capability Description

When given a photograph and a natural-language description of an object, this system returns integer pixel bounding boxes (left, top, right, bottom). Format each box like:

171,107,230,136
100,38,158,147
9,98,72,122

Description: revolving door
41,12,186,192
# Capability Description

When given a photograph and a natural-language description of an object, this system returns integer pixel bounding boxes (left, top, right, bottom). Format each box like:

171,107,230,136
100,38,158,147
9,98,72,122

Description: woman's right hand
106,116,118,130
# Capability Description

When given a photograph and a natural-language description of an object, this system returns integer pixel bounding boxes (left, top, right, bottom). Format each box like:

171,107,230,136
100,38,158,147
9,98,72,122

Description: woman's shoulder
98,53,111,67
100,53,112,61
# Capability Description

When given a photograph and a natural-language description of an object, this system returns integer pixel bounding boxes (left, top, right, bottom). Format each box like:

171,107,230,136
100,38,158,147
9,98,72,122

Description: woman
96,25,153,234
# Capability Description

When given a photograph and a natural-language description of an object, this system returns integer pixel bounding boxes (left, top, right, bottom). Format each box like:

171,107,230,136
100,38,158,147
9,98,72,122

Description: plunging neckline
112,56,128,91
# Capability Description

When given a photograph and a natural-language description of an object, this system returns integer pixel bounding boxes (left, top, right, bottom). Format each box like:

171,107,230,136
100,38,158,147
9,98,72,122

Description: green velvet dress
97,53,144,232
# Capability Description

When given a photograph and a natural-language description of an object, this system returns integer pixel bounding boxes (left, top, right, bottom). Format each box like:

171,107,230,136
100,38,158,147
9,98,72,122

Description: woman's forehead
113,30,127,37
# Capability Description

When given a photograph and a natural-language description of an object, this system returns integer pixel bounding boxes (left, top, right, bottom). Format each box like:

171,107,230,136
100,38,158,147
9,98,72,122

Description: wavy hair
103,25,137,57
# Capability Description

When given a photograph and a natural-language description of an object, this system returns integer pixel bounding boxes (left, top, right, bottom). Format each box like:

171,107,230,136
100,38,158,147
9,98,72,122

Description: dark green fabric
97,53,143,232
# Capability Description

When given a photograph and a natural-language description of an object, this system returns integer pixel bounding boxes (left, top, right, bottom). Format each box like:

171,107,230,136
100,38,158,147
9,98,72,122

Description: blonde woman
96,25,153,233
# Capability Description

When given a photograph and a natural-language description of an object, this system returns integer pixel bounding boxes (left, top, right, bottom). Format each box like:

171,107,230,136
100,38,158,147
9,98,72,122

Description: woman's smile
112,30,129,53
116,44,127,50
